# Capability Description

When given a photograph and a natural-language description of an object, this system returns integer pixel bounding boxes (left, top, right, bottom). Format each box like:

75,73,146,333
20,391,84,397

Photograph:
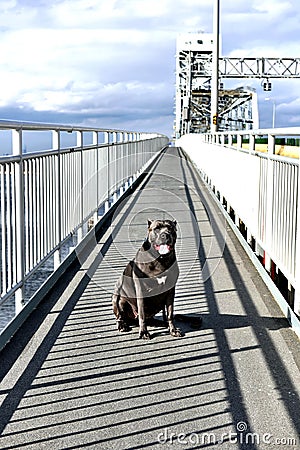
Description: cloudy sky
0,0,299,138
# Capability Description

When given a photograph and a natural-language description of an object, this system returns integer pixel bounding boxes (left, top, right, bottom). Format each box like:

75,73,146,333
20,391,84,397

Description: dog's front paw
170,327,184,337
139,328,151,340
117,320,130,332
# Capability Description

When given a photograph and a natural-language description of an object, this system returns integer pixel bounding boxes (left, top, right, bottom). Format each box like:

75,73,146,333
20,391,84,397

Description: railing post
52,130,61,270
295,166,300,317
249,134,255,153
12,129,25,313
104,132,110,213
92,131,99,224
77,130,84,243
237,134,242,150
104,131,110,145
220,133,225,146
264,133,275,274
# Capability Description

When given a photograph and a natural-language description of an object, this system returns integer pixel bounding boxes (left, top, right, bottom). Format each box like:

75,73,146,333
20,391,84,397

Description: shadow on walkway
0,147,299,450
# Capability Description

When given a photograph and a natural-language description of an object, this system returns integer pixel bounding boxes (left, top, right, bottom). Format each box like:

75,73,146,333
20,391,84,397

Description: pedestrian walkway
0,147,299,449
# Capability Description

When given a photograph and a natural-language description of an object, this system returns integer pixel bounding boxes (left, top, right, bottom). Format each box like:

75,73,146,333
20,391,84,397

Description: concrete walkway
0,147,300,449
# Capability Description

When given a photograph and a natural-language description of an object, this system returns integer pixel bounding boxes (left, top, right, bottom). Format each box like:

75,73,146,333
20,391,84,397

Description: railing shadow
180,147,300,447
0,147,299,450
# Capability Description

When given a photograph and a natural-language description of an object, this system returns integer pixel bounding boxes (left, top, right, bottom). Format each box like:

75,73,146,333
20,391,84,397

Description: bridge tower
175,31,300,138
175,32,259,138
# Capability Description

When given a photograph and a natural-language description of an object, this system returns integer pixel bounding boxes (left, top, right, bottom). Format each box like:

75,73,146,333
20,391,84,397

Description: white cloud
252,0,293,16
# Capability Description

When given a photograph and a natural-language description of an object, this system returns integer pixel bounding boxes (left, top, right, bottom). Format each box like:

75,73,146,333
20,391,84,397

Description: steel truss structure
175,33,300,137
220,57,300,79
191,56,300,79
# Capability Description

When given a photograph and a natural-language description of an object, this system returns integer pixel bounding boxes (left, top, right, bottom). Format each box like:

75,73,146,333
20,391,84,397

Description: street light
265,97,276,128
211,0,220,132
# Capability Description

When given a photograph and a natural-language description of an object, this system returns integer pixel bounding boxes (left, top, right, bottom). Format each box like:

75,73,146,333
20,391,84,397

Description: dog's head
146,219,177,255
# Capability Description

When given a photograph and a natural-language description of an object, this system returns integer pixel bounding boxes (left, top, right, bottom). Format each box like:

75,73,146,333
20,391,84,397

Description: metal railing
177,128,300,323
0,120,168,335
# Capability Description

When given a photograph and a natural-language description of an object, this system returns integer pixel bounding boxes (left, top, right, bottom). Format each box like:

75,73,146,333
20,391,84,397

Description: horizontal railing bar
225,143,299,165
253,152,298,165
210,127,300,137
0,282,23,308
0,119,159,135
0,137,159,163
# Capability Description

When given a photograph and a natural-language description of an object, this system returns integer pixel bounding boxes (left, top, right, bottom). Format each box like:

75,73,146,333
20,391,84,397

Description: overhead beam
182,56,300,78
181,56,300,79
220,57,300,78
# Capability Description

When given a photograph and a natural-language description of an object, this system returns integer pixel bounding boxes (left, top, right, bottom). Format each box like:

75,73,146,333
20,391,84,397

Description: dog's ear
147,219,153,229
142,239,151,250
173,220,177,229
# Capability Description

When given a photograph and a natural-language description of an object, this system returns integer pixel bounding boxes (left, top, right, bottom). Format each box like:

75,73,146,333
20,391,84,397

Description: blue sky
0,0,299,138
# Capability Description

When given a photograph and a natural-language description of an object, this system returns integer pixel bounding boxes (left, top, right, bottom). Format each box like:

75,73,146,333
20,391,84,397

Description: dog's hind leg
112,293,131,332
162,306,168,325
112,276,132,332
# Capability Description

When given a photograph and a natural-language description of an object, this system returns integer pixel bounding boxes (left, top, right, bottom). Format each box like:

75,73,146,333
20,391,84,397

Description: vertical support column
246,228,253,246
12,129,25,313
123,132,130,189
104,131,110,145
237,134,243,151
249,134,255,153
104,131,110,213
295,165,300,316
184,51,192,135
211,0,220,133
52,130,61,270
76,130,84,243
92,131,99,224
264,133,275,274
235,213,240,229
98,132,108,216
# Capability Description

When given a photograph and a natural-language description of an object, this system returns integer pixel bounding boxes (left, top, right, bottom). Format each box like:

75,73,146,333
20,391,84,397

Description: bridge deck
0,147,300,449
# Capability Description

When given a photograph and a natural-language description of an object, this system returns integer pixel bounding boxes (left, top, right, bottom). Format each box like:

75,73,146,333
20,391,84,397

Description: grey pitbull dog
112,219,183,339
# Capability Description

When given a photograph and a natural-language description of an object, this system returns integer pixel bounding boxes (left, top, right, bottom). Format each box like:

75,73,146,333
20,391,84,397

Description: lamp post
211,0,220,132
265,97,276,128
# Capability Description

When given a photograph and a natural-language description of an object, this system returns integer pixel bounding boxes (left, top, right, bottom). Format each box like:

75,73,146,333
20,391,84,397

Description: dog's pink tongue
157,244,169,255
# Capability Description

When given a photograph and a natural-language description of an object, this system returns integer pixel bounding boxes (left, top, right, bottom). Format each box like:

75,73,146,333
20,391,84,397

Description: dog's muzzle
154,244,172,255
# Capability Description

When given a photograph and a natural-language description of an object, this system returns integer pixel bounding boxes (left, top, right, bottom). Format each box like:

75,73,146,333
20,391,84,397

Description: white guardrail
177,129,300,323
0,120,168,339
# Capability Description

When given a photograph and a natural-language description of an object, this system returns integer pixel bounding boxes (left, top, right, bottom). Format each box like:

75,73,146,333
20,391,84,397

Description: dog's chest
142,274,169,294
156,275,167,285
148,262,168,283
148,260,164,274
143,260,177,292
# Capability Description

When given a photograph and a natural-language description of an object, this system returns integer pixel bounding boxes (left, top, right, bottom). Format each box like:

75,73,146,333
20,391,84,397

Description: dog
112,219,183,339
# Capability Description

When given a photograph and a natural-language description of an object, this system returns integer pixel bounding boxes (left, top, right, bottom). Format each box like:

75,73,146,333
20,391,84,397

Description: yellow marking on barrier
233,143,299,159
